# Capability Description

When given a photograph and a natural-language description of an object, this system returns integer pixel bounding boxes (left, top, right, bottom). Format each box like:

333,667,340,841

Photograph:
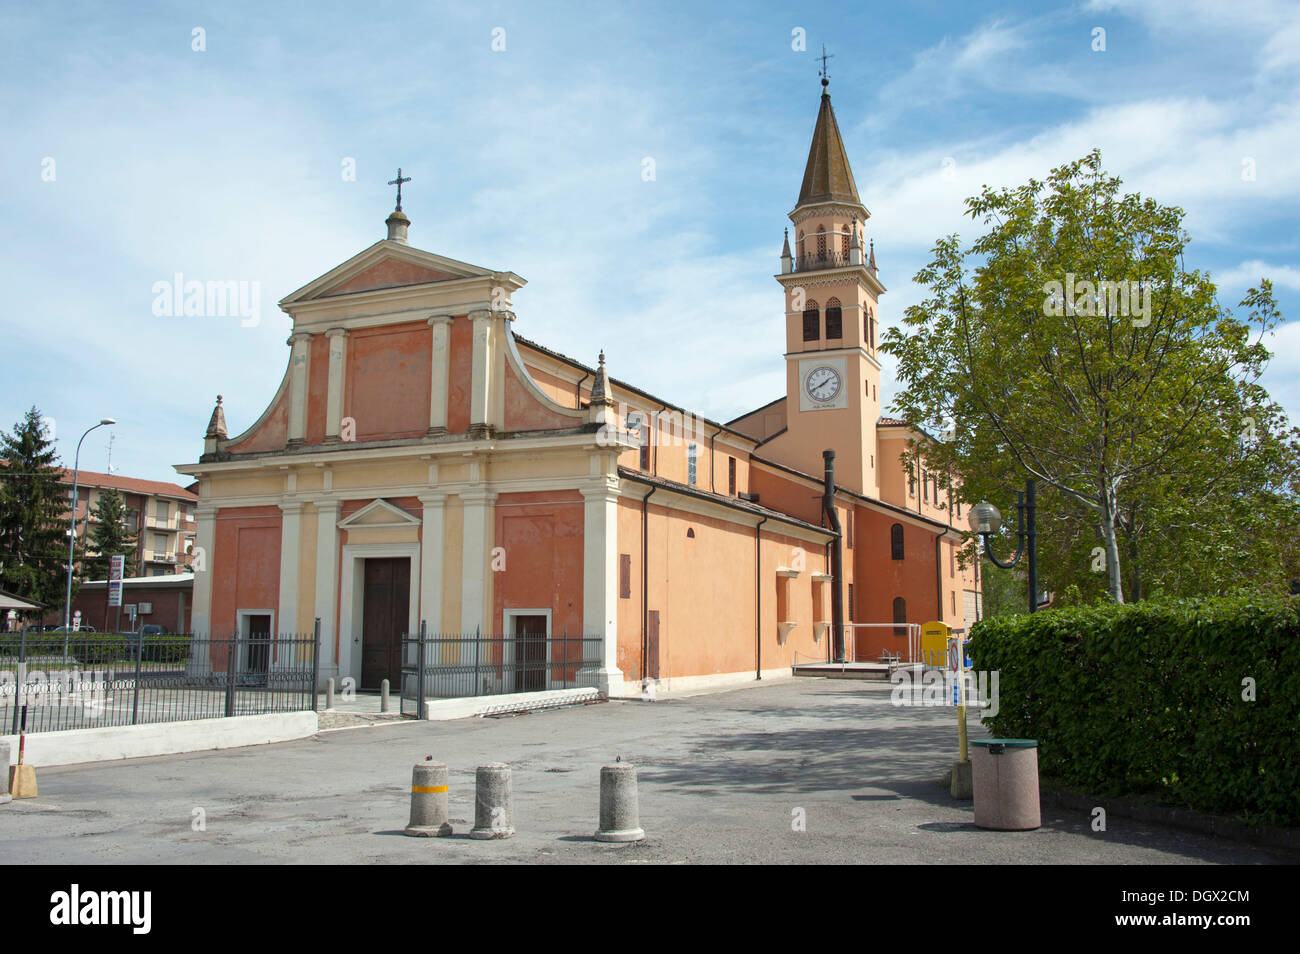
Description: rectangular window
155,499,169,520
923,471,929,502
825,306,842,339
628,413,651,471
687,443,698,486
619,554,631,599
728,457,736,496
846,510,854,549
847,583,854,622
803,309,819,341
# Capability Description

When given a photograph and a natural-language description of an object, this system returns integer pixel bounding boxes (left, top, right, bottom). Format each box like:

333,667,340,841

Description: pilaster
427,315,454,436
286,332,313,446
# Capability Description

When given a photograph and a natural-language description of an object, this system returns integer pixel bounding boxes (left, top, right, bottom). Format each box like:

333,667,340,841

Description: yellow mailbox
920,621,952,668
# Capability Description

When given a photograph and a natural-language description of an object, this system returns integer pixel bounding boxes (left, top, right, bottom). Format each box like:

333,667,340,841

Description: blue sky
2,0,1297,482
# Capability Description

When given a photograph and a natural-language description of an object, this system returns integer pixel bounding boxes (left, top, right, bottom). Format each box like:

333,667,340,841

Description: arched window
868,309,875,349
893,597,907,635
840,226,850,256
890,523,904,560
797,231,805,259
802,299,820,342
816,226,827,260
825,297,842,339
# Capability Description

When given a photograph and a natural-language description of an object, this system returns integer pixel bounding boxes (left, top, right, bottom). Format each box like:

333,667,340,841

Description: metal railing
401,628,603,717
0,626,319,735
794,250,852,272
791,622,926,670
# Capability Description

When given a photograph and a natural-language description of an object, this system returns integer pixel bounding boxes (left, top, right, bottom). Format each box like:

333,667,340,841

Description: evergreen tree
85,487,139,580
0,408,71,609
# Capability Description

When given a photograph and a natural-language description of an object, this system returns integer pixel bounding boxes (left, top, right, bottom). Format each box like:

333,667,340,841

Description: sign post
109,554,124,634
950,628,973,799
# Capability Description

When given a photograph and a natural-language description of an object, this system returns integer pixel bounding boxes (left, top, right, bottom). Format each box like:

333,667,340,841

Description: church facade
177,86,980,697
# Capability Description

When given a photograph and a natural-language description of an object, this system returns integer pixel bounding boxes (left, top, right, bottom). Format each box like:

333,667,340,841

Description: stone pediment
337,498,422,529
280,241,502,306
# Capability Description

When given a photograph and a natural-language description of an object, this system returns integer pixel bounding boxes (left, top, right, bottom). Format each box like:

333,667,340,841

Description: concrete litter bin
970,739,1040,831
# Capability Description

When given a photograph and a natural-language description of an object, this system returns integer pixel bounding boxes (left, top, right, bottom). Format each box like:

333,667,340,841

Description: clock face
805,365,842,403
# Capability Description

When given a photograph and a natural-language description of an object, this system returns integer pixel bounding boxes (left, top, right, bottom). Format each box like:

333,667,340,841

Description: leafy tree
84,487,139,581
0,407,71,610
883,150,1300,603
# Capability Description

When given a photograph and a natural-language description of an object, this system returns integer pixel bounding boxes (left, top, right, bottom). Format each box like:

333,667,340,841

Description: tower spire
794,82,863,212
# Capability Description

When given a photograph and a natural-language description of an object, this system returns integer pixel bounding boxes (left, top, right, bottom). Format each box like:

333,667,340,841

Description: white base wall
609,666,794,699
422,687,600,721
2,712,319,768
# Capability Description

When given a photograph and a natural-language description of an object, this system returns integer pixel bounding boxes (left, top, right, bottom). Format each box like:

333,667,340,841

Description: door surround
503,608,551,693
340,543,420,689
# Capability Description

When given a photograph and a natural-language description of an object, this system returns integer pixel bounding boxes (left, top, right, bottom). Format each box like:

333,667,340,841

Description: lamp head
100,418,116,425
968,501,1002,535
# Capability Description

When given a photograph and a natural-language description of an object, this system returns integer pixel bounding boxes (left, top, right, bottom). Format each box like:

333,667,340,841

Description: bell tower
770,76,886,497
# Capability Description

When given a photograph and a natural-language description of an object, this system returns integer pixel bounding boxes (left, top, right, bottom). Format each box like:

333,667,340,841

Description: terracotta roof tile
58,469,198,501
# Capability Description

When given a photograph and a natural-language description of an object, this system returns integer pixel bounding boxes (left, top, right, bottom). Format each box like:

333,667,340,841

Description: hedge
967,594,1300,826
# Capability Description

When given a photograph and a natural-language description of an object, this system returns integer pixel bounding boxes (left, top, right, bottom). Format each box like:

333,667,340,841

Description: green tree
0,407,71,609
84,487,139,581
882,150,1300,603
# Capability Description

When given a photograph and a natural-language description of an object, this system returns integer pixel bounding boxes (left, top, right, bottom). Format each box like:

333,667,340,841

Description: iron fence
401,628,603,717
0,626,319,735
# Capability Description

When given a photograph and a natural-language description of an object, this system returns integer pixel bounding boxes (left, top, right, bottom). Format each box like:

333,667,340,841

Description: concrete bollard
380,679,389,713
325,677,335,711
8,734,36,800
0,741,11,805
404,761,453,837
470,763,515,839
595,763,644,842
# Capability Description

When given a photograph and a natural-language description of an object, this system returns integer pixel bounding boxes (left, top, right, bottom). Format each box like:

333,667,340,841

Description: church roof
797,92,861,209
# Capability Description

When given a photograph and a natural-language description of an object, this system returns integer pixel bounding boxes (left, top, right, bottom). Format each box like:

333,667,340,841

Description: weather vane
818,44,833,87
384,168,410,211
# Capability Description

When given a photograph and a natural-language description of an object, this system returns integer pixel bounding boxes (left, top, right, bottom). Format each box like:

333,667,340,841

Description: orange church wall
491,490,584,640
748,464,823,525
446,315,472,434
306,334,329,445
519,359,581,409
617,491,832,682
851,506,944,660
615,497,645,678
224,379,290,453
642,507,758,680
502,361,582,432
209,507,282,669
344,321,431,441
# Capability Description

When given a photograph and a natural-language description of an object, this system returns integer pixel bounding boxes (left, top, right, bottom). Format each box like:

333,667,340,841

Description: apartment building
62,469,200,577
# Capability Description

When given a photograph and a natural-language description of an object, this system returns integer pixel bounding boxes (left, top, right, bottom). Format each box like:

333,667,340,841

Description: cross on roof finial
818,44,833,88
388,167,412,212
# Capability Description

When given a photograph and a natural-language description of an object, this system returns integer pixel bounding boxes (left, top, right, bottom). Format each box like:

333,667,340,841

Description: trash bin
970,738,1040,831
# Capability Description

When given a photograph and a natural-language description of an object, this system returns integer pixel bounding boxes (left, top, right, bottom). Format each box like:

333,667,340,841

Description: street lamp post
968,478,1040,614
63,419,116,632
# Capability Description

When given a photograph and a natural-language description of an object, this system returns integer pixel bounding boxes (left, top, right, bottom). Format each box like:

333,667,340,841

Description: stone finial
868,238,877,272
205,395,228,440
386,209,410,244
590,351,614,406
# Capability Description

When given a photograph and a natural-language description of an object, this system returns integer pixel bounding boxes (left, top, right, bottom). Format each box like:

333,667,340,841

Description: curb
1041,785,1300,853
